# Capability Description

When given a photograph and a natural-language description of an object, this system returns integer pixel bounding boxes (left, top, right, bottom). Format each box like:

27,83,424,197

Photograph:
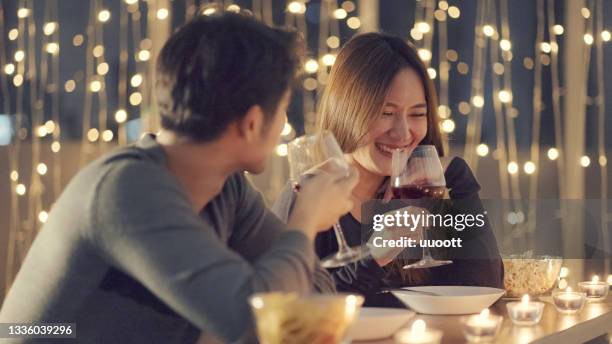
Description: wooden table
357,295,612,343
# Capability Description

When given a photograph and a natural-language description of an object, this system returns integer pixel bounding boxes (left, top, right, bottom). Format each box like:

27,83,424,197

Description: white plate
392,286,505,315
348,307,415,341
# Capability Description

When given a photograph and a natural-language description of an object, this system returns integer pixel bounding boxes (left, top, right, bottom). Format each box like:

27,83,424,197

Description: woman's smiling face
350,68,428,177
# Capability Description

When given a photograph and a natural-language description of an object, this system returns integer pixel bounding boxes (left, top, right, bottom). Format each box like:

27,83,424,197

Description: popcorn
502,255,563,298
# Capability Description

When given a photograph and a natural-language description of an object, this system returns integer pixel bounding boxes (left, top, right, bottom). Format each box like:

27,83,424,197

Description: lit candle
578,275,609,302
506,294,545,326
552,287,587,314
460,308,503,342
394,320,443,344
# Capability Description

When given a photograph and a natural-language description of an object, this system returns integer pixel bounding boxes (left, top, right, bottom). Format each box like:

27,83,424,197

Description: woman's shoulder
442,156,481,197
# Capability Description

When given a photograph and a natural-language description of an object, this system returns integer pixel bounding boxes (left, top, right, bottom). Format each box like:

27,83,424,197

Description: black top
301,157,504,307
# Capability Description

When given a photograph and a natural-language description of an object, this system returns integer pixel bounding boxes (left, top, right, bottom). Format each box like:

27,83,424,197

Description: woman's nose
388,115,413,142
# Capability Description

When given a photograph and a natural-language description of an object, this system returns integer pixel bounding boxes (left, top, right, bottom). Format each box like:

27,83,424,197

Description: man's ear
236,105,265,142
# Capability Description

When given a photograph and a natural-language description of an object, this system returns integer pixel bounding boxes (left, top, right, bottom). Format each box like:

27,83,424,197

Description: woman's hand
287,158,359,240
368,206,427,266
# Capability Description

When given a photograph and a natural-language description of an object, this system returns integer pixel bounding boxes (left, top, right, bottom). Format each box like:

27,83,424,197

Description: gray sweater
0,134,330,343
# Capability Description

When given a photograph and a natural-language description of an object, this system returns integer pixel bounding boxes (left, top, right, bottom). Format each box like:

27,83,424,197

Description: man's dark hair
155,12,299,142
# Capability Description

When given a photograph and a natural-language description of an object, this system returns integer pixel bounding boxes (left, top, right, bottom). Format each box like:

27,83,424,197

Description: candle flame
592,275,599,283
411,319,426,334
521,294,530,304
559,267,569,278
479,309,490,319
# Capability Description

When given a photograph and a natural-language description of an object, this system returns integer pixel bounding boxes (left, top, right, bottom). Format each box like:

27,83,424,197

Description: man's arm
89,161,317,343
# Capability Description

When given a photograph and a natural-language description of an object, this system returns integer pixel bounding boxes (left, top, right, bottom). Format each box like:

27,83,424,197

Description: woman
273,33,503,307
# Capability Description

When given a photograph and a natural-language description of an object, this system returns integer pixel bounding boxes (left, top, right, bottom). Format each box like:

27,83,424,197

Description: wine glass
287,130,368,268
391,145,452,269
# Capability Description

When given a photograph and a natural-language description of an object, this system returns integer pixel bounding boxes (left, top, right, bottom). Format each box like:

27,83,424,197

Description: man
0,12,356,343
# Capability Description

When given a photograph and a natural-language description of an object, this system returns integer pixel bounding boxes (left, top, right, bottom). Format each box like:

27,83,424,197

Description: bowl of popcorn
502,254,563,298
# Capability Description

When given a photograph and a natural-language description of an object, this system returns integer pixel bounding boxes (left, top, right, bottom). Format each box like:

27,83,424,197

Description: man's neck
157,130,239,212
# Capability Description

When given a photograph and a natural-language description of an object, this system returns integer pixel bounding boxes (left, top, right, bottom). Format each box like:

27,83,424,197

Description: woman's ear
236,105,265,142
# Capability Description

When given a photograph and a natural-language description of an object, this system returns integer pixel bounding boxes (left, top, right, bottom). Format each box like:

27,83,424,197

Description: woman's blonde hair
317,32,444,156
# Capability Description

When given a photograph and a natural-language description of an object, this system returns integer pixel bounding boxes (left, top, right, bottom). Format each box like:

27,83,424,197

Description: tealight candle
460,309,503,343
552,287,587,314
578,275,609,302
506,295,545,326
394,320,443,344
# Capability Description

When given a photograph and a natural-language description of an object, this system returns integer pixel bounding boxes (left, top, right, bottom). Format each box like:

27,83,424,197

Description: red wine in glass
392,184,446,199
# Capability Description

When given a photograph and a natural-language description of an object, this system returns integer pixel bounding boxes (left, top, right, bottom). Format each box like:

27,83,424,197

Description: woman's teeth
375,143,407,154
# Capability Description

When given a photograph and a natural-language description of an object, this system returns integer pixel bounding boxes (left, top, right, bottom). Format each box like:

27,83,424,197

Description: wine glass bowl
390,145,453,270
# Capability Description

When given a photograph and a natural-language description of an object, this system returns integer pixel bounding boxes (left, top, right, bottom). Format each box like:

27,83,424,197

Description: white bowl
392,286,505,315
348,307,415,341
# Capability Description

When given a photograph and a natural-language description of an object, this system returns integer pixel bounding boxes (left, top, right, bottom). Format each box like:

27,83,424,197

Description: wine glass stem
421,226,433,260
333,222,352,254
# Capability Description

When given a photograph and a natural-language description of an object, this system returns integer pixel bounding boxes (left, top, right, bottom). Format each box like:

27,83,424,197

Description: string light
10,171,18,182
601,30,611,42
38,211,49,223
580,7,590,19
321,54,336,66
439,1,449,10
287,2,306,14
97,62,109,75
282,122,293,136
553,24,564,35
547,148,559,160
13,75,23,87
102,130,114,142
437,105,450,119
583,33,594,45
326,36,340,49
36,126,47,138
540,42,551,53
434,10,447,22
137,50,151,61
125,0,138,4
16,184,26,196
226,4,241,13
90,80,102,93
472,95,484,108
115,109,127,123
14,50,25,62
341,1,356,12
416,22,431,33
17,8,30,18
275,143,288,156
73,34,84,46
43,22,57,36
457,62,469,74
64,80,76,93
523,161,536,174
44,120,56,134
130,74,143,88
333,9,348,20
98,9,111,23
599,156,607,166
304,59,319,73
303,78,317,91
441,119,455,133
4,63,15,75
37,163,48,175
482,25,495,37
202,8,216,16
498,90,512,103
580,155,590,167
87,128,100,142
46,43,60,55
347,17,361,30
156,8,169,20
500,39,511,51
493,62,505,75
448,6,460,19
93,45,104,57
51,141,61,153
458,101,471,115
410,28,424,41
129,92,142,106
476,144,489,157
8,29,18,41
507,162,519,174
418,49,432,62
427,68,437,79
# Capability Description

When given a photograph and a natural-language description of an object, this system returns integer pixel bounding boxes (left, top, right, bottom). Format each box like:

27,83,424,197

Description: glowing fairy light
43,22,57,36
304,59,319,73
333,9,348,20
507,162,519,174
418,49,432,62
482,25,495,37
547,148,559,160
321,54,336,66
553,24,564,35
416,22,431,34
472,95,484,108
580,155,590,167
156,8,169,20
115,109,127,123
130,74,143,88
98,9,111,23
524,161,536,174
477,144,489,157
347,17,361,29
